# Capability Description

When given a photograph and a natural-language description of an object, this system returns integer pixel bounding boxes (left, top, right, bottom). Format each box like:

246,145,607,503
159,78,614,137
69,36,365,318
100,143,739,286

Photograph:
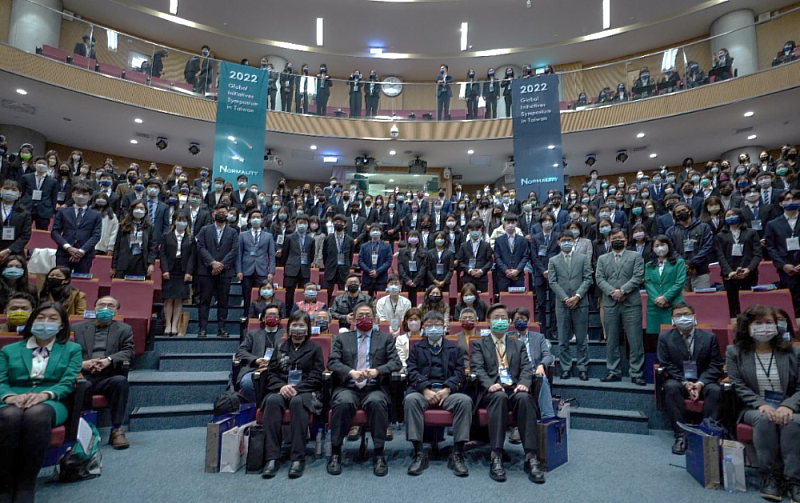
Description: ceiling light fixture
156,137,168,150
649,153,658,158
169,0,178,15
310,145,317,150
553,163,559,167
637,132,645,138
585,154,596,167
548,145,555,150
323,156,337,163
316,18,323,46
389,150,396,155
616,150,628,163
602,0,610,29
134,118,143,124
388,179,394,183
369,48,383,55
188,142,201,155
130,139,138,144
467,149,474,155
15,89,26,95
460,22,468,51
748,134,757,140
743,111,754,117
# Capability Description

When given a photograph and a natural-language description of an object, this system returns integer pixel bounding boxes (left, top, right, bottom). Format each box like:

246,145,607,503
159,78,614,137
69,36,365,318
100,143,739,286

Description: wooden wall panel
0,0,12,45
756,9,800,69
45,142,200,179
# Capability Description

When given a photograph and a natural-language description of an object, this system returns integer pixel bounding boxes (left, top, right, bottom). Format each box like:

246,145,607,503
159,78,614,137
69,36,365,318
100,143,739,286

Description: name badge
300,252,308,265
32,190,42,201
56,192,66,203
371,253,379,266
337,252,345,266
430,382,443,391
408,260,417,272
352,223,359,233
123,275,146,281
2,226,14,241
684,239,695,252
468,258,476,269
131,242,142,256
480,329,491,337
731,243,744,257
499,367,514,386
311,326,320,335
288,369,302,386
390,318,399,331
276,234,285,245
751,220,763,231
683,361,698,381
284,81,290,88
508,286,526,293
538,245,547,257
263,348,274,360
764,389,783,409
72,272,93,279
787,237,800,252
249,249,258,256
326,223,334,234
436,263,444,276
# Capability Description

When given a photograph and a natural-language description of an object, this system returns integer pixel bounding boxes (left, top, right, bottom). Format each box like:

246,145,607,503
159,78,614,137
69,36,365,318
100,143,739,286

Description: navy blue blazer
551,207,570,226
530,231,560,286
657,213,675,235
195,223,238,277
20,173,58,218
235,228,276,278
51,206,102,258
358,240,392,284
494,233,531,273
143,199,170,246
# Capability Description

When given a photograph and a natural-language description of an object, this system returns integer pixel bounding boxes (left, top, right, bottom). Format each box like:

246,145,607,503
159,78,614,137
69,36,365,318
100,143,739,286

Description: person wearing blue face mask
72,296,134,449
684,60,708,89
631,67,655,100
185,44,214,94
501,67,514,117
74,35,97,60
435,64,453,120
465,69,480,120
20,156,59,230
612,83,628,102
364,70,381,117
316,64,333,116
773,40,797,66
282,215,315,309
0,302,82,502
348,70,363,117
765,190,800,318
280,62,296,113
483,68,500,119
659,66,680,94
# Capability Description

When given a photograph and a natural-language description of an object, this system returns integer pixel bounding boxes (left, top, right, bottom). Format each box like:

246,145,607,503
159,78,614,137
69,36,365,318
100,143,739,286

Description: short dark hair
513,307,530,320
609,226,626,239
6,291,37,311
22,302,70,344
486,303,509,320
387,274,400,284
353,302,374,318
345,273,361,283
559,230,575,241
735,305,792,353
287,309,311,339
670,302,695,315
72,182,93,194
504,213,518,223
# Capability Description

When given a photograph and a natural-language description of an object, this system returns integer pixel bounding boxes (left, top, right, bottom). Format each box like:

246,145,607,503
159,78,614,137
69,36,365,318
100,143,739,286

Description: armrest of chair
654,365,665,410
113,360,130,377
546,364,555,388
322,370,332,404
66,378,89,441
532,374,543,398
721,381,737,433
253,369,269,407
231,359,242,391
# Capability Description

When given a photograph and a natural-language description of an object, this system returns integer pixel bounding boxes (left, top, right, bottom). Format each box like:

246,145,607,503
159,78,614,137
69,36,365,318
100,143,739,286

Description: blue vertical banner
511,74,563,202
212,61,268,186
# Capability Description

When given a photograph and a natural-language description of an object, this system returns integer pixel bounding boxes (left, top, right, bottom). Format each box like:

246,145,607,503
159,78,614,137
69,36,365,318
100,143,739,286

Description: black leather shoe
508,427,521,444
525,457,546,484
347,426,361,441
600,373,621,382
374,455,388,477
386,426,394,441
579,371,589,381
198,330,207,338
407,452,428,476
761,475,783,501
326,454,342,475
490,456,506,482
448,452,469,477
288,460,305,479
218,328,229,338
672,434,686,455
261,459,280,479
632,377,647,386
790,483,800,503
560,371,571,380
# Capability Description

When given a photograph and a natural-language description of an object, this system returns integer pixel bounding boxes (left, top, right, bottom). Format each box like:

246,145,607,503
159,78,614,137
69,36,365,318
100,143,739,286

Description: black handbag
246,425,265,473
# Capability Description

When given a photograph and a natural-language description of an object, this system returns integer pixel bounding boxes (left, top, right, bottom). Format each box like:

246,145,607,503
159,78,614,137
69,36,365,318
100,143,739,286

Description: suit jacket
143,199,170,245
518,212,538,237
595,249,645,307
321,232,354,282
283,232,315,279
20,173,58,218
195,224,239,277
665,220,714,274
715,228,761,277
231,190,257,213
235,328,285,369
681,195,704,217
0,204,31,254
765,214,800,271
364,79,382,97
426,247,455,285
407,338,465,393
643,257,686,333
358,240,392,283
189,208,212,235
73,43,97,59
547,252,592,307
265,338,324,395
345,214,368,243
726,344,800,415
205,190,226,209
470,334,533,408
514,330,555,368
482,78,500,99
328,330,400,394
120,192,145,214
160,231,197,275
657,213,675,235
657,328,723,385
51,206,103,259
494,233,530,275
0,339,83,425
455,239,493,276
531,232,560,286
398,247,427,287
741,203,781,237
236,229,275,277
111,224,157,273
435,75,453,97
72,320,135,365
381,211,402,240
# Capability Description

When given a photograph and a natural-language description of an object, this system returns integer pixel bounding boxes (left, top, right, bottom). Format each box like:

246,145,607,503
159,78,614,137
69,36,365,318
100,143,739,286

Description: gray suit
548,251,592,373
727,344,800,478
596,249,645,378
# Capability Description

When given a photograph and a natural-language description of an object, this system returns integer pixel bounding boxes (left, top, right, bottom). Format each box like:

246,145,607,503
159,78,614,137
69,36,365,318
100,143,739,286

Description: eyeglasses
96,303,116,310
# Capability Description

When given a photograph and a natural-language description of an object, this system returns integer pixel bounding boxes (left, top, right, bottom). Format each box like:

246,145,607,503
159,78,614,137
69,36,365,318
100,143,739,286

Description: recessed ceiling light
744,111,754,117
389,150,396,156
460,22,468,51
748,134,757,140
134,118,143,123
552,163,558,167
467,149,474,155
310,145,317,150
649,153,657,158
547,145,555,150
388,179,394,183
16,89,27,95
130,139,138,144
637,132,645,138
316,18,323,46
413,174,420,177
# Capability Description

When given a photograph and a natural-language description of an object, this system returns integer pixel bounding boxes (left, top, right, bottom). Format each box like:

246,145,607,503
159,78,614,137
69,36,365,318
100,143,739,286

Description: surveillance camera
390,124,399,139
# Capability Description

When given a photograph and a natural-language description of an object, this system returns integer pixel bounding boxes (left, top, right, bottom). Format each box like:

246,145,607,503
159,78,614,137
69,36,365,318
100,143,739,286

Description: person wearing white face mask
51,182,103,274
644,236,686,335
0,180,31,260
235,209,275,320
715,208,761,317
376,275,411,338
727,305,800,502
657,302,724,454
20,156,59,230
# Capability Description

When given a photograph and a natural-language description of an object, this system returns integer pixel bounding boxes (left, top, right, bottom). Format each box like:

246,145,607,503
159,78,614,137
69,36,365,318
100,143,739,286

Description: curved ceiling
64,0,794,80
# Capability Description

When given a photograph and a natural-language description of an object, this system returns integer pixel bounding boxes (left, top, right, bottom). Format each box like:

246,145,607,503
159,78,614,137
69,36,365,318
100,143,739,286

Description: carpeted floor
36,427,766,503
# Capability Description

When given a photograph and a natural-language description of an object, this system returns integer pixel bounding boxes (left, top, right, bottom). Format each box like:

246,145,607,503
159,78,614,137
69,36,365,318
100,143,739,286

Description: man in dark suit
196,204,239,337
73,295,134,449
742,185,781,238
549,192,569,227
494,213,530,292
433,189,452,215
0,181,31,259
657,195,680,235
482,69,500,119
231,175,257,213
327,302,401,477
280,63,296,113
531,213,561,338
765,190,800,316
96,171,121,215
346,202,368,251
236,210,275,319
405,310,471,476
73,35,97,59
436,64,453,121
456,219,493,292
358,224,392,297
20,156,58,229
283,214,315,307
364,71,381,117
657,302,724,454
51,182,102,273
206,177,227,209
322,214,354,297
679,181,704,217
187,188,212,234
144,178,169,246
471,303,544,483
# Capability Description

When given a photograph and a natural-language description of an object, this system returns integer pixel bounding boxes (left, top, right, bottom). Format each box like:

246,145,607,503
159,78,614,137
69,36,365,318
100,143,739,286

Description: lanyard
2,204,14,225
299,233,306,250
336,234,343,253
756,352,776,389
252,230,260,246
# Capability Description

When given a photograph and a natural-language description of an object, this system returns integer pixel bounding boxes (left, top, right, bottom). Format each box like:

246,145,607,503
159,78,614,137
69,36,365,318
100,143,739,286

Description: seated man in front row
471,303,544,484
404,311,472,477
72,295,134,449
657,301,724,455
327,302,400,477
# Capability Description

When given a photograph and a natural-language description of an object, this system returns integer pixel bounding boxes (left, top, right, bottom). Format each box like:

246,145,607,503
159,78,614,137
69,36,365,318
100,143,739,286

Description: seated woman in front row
726,304,800,502
40,266,86,316
0,302,82,502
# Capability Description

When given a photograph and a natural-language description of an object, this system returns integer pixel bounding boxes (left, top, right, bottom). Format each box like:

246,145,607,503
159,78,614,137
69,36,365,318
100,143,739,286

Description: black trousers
56,250,92,274
0,404,53,501
31,210,49,230
459,272,488,295
281,90,292,112
780,271,800,321
241,273,266,322
365,96,379,116
485,97,497,119
535,283,557,336
480,389,538,452
437,96,450,120
330,387,389,450
264,393,311,461
723,275,757,317
664,379,722,434
317,92,329,116
84,374,129,428
268,90,277,111
466,97,478,119
504,94,512,117
295,93,308,114
349,92,362,117
198,274,232,332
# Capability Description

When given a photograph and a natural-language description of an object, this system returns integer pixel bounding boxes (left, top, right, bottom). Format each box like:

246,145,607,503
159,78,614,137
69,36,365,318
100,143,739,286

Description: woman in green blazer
644,235,687,334
0,302,81,502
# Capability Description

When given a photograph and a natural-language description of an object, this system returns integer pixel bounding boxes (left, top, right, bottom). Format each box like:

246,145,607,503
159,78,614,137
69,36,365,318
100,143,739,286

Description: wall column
8,0,63,54
709,9,758,77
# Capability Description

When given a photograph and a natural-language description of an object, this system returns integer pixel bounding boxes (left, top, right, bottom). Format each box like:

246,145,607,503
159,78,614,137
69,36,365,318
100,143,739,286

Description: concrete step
159,353,234,372
129,403,214,431
183,307,245,321
568,406,650,435
549,340,607,360
555,358,629,379
186,321,244,335
153,336,241,354
127,370,229,409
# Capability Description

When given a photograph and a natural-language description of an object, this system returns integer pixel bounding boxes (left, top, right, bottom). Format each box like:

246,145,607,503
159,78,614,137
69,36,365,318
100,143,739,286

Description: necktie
615,254,621,267
763,190,770,205
33,346,49,359
356,333,369,389
544,234,549,247
565,254,571,269
149,200,156,224
77,208,84,223
495,338,506,367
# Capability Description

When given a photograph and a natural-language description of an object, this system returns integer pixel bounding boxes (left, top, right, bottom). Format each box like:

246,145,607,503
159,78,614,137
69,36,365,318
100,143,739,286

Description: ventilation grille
735,126,754,135
1,100,36,115
631,145,649,153
134,132,152,140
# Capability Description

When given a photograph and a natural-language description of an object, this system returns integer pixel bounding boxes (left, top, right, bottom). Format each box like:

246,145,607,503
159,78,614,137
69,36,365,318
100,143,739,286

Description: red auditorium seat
499,292,535,316
477,409,515,427
708,263,723,285
311,336,331,367
97,62,124,78
172,81,194,93
152,260,163,291
149,76,172,90
70,53,96,70
110,279,154,355
273,267,284,286
758,261,780,285
125,70,149,84
26,229,57,250
739,289,796,330
50,425,66,447
682,292,730,327
423,409,453,426
40,45,68,63
71,278,99,309
736,423,753,443
91,255,113,289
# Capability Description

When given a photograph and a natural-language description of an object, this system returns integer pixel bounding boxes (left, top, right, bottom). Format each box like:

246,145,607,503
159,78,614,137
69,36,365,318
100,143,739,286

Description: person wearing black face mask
41,265,86,315
295,64,310,114
364,70,381,117
465,69,480,120
348,70,363,117
435,64,453,121
321,215,354,299
482,68,500,119
316,64,333,116
501,67,514,118
280,62,296,113
709,48,734,82
265,62,278,111
195,204,239,337
665,202,714,292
